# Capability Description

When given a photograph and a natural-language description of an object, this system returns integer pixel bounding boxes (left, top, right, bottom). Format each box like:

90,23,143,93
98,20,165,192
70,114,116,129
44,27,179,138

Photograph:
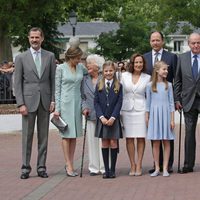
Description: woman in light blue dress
54,37,87,177
145,61,175,177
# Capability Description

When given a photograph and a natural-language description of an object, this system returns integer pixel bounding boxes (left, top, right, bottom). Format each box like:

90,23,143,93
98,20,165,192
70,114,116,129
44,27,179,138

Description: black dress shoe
102,172,110,179
168,167,173,173
20,173,29,179
180,167,193,174
90,172,99,176
38,171,48,178
109,171,116,178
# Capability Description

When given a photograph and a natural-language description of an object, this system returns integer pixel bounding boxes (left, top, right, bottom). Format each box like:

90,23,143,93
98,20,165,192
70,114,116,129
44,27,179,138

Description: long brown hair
98,61,120,93
151,61,168,92
128,53,147,74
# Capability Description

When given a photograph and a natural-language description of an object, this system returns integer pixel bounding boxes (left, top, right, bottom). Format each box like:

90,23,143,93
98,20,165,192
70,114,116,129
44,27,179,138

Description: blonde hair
151,61,168,92
98,61,120,93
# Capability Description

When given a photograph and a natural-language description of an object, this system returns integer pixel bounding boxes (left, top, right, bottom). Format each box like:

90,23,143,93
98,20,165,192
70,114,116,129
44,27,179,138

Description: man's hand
19,105,28,116
175,102,183,112
49,102,55,113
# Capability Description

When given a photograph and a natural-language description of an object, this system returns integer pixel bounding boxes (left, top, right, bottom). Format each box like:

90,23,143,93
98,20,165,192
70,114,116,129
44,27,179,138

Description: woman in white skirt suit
121,53,150,176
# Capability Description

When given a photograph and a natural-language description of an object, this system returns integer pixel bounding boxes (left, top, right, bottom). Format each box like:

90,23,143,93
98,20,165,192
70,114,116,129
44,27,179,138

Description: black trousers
183,98,200,169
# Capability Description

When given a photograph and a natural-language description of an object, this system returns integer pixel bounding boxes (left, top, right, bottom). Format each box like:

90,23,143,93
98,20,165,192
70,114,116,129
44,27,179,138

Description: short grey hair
86,54,105,71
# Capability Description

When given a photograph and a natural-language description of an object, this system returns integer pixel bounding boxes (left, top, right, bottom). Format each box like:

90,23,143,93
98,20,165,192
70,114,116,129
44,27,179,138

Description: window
174,41,183,52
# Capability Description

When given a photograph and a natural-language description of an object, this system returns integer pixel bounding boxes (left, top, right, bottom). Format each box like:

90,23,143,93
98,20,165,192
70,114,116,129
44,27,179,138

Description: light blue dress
55,62,87,138
146,82,175,140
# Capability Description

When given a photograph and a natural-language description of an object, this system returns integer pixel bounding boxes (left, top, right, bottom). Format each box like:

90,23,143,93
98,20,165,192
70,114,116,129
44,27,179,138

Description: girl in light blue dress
145,61,175,177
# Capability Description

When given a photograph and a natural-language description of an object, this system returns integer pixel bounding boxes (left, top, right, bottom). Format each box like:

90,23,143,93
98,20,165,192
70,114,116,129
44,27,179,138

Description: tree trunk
0,24,13,63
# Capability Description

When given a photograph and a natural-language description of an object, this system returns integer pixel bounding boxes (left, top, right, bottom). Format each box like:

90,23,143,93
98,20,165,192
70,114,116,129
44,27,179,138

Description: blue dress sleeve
168,83,175,112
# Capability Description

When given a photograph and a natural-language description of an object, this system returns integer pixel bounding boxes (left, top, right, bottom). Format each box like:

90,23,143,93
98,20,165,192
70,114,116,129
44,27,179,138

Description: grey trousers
21,101,50,173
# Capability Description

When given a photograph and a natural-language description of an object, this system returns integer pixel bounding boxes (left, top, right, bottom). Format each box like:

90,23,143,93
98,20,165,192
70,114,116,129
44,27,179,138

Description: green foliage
93,16,151,61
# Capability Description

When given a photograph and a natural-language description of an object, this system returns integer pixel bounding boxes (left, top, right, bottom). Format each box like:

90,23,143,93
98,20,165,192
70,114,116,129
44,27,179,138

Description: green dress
55,62,87,138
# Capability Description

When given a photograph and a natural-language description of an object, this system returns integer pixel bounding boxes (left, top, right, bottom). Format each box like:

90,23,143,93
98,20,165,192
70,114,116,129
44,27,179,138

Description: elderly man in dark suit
174,32,200,173
14,27,56,179
144,31,177,173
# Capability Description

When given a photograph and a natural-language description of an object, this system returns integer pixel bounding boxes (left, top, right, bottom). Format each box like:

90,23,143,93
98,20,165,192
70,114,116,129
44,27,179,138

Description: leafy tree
0,0,128,62
93,15,151,61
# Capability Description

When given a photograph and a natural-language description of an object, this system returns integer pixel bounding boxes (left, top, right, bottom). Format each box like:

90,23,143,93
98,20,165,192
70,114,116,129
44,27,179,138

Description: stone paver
0,120,200,200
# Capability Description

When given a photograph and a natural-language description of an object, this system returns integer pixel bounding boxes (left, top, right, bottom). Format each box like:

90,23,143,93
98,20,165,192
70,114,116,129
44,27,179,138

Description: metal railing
0,73,16,104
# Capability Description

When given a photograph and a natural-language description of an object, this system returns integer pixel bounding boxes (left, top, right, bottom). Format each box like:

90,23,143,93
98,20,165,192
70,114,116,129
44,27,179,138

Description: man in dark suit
174,32,200,173
144,31,177,173
14,27,56,179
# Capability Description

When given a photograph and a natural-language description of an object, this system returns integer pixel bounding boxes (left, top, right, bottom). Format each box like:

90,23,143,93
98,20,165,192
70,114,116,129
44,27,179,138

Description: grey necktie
192,55,198,80
154,52,159,64
34,51,41,77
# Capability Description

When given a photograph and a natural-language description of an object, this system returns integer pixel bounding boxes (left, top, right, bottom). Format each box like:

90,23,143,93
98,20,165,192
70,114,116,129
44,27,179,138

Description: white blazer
121,72,151,111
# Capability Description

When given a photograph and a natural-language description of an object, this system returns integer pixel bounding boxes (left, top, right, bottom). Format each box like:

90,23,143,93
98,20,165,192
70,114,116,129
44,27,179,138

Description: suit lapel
184,52,193,78
85,75,95,94
40,49,47,78
161,50,167,62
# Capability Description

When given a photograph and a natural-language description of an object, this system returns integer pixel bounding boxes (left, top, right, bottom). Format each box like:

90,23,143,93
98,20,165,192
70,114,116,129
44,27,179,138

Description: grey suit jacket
81,74,101,121
14,49,56,112
174,51,200,112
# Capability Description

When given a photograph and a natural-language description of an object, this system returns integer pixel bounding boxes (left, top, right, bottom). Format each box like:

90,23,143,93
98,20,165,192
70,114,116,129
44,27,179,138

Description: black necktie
192,55,198,80
106,81,110,93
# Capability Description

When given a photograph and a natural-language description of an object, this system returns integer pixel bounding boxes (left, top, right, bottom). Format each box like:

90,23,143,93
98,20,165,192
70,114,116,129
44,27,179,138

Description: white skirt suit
120,72,151,138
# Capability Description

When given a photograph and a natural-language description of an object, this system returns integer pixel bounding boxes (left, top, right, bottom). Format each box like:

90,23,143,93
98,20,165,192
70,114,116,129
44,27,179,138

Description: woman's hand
106,118,115,126
82,109,90,116
145,112,149,127
171,121,175,130
101,117,108,125
53,111,60,119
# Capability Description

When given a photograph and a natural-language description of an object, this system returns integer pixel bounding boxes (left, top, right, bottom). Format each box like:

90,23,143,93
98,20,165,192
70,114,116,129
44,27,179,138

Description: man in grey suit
174,32,200,173
144,31,177,173
14,27,56,179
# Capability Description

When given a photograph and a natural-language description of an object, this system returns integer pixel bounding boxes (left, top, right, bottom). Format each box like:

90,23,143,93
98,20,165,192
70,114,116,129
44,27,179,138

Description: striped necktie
106,81,110,93
34,51,41,77
154,52,159,64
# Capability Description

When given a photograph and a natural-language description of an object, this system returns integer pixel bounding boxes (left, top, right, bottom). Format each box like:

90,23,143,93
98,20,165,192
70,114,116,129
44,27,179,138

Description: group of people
14,27,200,180
0,61,15,103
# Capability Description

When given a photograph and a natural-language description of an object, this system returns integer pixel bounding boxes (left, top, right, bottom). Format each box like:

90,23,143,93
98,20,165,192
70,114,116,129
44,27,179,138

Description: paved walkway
1,122,200,200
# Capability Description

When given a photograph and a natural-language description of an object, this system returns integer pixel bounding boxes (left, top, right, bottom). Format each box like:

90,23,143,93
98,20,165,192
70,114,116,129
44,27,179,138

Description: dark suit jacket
144,50,177,83
174,51,200,112
14,49,56,112
94,82,123,119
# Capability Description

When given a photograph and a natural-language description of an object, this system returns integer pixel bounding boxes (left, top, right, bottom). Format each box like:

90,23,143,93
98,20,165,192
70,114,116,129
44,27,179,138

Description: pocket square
51,116,68,133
